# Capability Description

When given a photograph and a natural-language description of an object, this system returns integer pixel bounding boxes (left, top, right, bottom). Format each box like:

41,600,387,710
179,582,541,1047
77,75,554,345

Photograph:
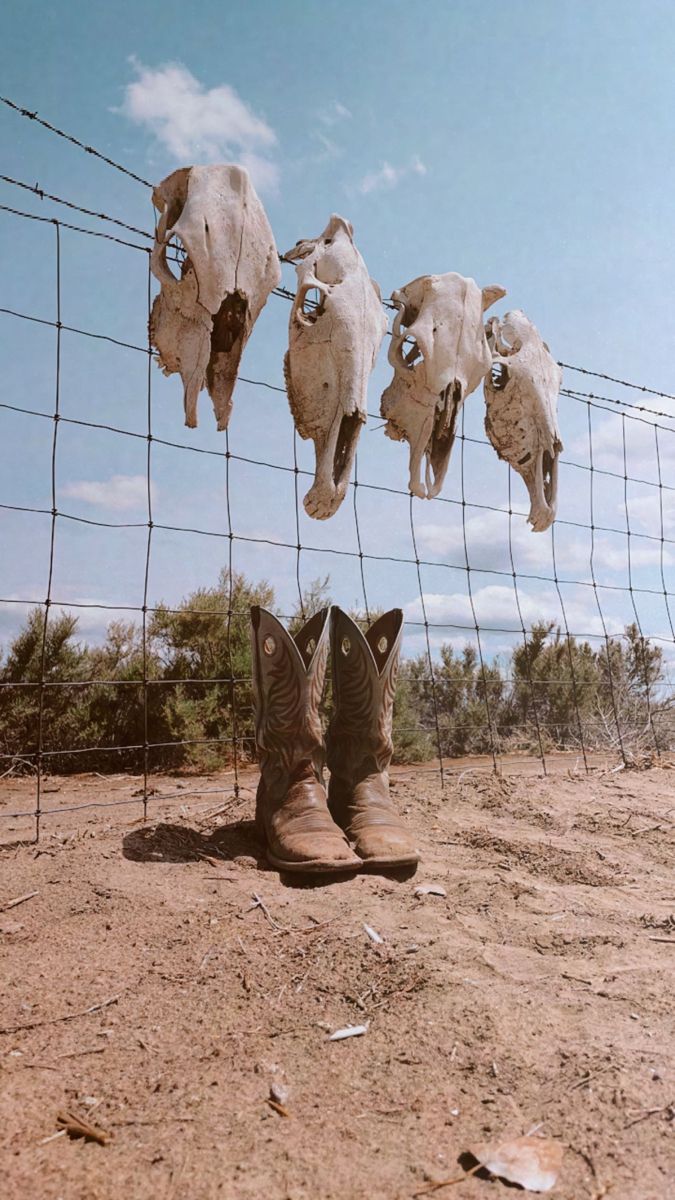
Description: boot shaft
251,606,330,797
327,607,403,777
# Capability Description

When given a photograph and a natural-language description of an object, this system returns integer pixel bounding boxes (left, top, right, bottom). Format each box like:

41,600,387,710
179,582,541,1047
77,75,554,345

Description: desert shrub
1,580,671,774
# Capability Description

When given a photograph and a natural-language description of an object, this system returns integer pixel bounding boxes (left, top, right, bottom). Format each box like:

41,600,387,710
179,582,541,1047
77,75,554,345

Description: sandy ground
1,758,674,1199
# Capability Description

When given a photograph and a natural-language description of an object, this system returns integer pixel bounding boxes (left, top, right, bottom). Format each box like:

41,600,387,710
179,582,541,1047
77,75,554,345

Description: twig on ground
56,1109,111,1145
624,1101,674,1129
412,1163,482,1195
267,1099,290,1117
112,1116,195,1126
248,893,284,930
38,1129,67,1146
56,1045,106,1059
0,993,121,1035
2,890,39,911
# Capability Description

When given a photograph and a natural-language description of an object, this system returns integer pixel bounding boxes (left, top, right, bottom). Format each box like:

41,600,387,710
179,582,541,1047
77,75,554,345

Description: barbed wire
0,95,152,187
2,170,675,419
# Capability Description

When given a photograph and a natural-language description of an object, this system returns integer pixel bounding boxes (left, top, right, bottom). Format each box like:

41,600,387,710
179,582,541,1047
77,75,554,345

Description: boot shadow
122,818,269,870
358,861,419,882
279,868,361,890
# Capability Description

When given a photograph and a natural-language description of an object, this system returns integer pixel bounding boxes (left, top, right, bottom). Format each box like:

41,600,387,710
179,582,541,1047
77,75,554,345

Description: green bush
1,574,671,774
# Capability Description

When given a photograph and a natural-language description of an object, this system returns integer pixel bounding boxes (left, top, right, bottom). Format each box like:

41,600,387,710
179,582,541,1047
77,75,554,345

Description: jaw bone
380,273,506,498
283,215,386,520
484,310,563,532
150,164,281,430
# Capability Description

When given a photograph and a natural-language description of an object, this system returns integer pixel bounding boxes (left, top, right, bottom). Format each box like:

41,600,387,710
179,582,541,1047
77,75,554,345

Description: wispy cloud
318,101,352,126
404,584,623,640
416,507,672,576
118,59,279,191
62,474,156,512
356,155,427,195
312,132,342,162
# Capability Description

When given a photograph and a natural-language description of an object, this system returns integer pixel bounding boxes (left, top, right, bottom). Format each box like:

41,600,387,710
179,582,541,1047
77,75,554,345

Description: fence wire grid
1,97,675,841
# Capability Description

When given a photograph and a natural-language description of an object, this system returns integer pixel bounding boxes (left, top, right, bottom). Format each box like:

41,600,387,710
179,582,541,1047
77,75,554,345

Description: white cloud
571,412,675,481
417,510,552,573
416,504,673,579
627,492,675,538
118,60,279,191
62,475,156,512
404,584,624,640
318,101,352,126
356,155,427,195
313,132,341,162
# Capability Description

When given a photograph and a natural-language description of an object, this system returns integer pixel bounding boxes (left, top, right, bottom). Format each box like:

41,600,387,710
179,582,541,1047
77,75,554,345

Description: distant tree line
0,570,672,774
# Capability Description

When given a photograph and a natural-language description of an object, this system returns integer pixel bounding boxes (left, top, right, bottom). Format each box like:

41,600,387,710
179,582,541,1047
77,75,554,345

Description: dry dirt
1,758,674,1200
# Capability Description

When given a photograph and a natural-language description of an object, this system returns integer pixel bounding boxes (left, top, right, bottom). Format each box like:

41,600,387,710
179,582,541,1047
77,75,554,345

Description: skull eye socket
301,287,325,322
402,337,423,367
341,636,351,657
263,635,277,656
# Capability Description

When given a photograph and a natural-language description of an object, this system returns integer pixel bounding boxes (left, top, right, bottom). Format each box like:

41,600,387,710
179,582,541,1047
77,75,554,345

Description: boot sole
358,853,420,869
266,851,361,875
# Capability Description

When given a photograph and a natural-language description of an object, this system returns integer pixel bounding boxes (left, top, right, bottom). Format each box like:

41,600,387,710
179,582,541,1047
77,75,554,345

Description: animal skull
380,273,506,499
283,215,386,520
484,311,563,532
150,164,281,430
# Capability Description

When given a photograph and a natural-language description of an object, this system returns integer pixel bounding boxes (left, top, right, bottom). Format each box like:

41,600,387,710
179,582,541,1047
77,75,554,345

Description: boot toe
353,824,420,867
267,826,361,873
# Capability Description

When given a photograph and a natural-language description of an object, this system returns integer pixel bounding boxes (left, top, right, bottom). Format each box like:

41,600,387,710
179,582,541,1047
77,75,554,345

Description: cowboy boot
326,607,420,867
250,606,361,873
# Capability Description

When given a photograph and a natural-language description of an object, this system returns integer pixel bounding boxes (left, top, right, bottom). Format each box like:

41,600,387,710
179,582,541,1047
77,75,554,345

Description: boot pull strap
365,610,403,673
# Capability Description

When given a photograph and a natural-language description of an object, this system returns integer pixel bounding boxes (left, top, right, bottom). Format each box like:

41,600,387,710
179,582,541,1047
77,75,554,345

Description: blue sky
1,0,675,679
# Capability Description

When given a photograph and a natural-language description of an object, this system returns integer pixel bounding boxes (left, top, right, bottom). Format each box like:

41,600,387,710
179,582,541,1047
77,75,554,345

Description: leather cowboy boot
326,607,420,867
250,606,361,873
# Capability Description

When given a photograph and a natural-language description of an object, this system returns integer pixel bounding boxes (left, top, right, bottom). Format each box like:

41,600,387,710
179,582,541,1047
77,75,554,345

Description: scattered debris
247,893,284,931
624,1101,675,1129
470,1135,563,1193
0,919,24,935
328,1024,369,1042
414,885,447,899
270,1082,290,1106
266,1099,290,1118
38,1129,67,1146
0,992,121,1036
56,1046,106,1060
56,1110,111,1146
2,890,39,911
364,924,384,944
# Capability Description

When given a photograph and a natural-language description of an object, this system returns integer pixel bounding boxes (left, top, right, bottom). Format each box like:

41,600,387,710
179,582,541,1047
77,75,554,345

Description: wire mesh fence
1,97,674,841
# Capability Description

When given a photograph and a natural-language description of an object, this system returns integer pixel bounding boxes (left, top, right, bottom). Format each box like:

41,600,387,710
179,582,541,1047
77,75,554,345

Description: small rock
270,1082,290,1105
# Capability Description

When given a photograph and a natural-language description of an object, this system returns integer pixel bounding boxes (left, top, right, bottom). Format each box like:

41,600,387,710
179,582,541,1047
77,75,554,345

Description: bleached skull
150,164,281,430
283,215,386,520
380,273,506,499
484,311,563,532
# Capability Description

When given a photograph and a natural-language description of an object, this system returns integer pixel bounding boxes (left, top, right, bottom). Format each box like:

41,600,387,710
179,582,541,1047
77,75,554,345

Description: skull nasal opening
333,413,361,486
210,291,248,355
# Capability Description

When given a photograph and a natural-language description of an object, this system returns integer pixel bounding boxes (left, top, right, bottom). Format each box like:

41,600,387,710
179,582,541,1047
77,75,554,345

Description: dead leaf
471,1135,563,1193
